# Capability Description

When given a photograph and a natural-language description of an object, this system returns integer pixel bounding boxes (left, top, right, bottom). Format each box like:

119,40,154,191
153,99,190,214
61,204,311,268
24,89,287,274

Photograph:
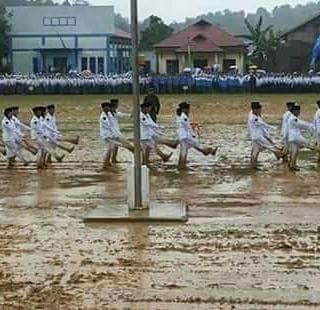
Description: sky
86,0,314,22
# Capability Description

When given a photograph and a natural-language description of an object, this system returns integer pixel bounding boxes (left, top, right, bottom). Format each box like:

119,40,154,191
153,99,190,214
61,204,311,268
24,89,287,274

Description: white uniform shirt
140,112,161,140
44,113,60,140
313,109,320,135
2,117,18,142
287,116,312,144
30,116,44,140
247,111,273,141
45,113,58,131
107,112,122,138
99,112,113,139
12,115,30,138
281,110,293,141
177,112,196,141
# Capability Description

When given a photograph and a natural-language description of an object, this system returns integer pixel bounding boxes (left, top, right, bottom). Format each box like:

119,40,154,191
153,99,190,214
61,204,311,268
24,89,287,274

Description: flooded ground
0,94,320,309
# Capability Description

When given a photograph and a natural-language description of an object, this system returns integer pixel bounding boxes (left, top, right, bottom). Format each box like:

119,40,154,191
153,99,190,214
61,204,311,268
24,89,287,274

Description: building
7,6,131,74
154,20,246,74
139,50,157,74
278,13,320,73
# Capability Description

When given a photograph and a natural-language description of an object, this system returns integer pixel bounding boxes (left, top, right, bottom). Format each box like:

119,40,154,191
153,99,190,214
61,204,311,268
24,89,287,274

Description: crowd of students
1,72,320,95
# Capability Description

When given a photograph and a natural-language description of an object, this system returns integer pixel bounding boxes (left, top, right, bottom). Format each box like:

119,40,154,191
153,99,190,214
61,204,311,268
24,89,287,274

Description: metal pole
130,0,142,209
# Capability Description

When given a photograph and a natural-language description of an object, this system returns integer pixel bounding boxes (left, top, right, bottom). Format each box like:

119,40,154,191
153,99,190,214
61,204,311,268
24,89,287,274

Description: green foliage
139,15,173,50
115,2,320,37
245,17,281,71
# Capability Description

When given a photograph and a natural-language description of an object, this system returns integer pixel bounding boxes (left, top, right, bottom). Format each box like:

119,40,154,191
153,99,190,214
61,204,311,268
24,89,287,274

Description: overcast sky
86,0,313,22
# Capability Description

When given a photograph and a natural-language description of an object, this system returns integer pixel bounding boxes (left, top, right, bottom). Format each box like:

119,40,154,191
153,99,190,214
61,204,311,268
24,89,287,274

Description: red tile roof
154,20,245,50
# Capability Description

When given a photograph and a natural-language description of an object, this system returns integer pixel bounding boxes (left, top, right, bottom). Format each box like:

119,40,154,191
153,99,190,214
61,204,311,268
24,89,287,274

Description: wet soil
0,94,319,309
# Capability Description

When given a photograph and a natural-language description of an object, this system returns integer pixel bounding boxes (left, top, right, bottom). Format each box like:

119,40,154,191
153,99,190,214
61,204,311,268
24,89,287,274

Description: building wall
276,41,312,73
8,6,131,74
156,50,178,74
285,22,320,44
12,51,38,73
8,6,115,35
156,48,245,74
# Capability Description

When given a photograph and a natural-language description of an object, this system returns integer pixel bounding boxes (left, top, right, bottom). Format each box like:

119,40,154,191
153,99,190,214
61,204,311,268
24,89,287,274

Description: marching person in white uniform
44,105,76,162
247,101,282,169
99,102,116,169
108,99,134,163
312,100,320,162
2,107,29,168
287,104,317,171
11,106,38,156
107,100,134,160
46,105,79,146
280,101,295,162
177,102,217,170
140,102,173,165
31,106,53,168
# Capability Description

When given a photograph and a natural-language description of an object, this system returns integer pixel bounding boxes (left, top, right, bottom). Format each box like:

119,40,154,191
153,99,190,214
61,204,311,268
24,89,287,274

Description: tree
245,16,280,71
0,4,11,72
139,15,173,50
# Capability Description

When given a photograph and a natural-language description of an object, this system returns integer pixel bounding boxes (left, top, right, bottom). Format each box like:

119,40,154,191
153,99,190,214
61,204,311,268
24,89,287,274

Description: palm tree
245,16,280,71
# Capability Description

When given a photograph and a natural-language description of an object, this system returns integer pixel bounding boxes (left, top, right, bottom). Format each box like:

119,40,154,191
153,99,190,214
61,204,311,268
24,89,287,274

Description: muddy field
0,94,320,309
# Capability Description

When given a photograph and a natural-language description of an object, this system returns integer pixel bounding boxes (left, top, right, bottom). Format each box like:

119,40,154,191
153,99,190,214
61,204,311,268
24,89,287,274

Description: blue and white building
7,6,132,74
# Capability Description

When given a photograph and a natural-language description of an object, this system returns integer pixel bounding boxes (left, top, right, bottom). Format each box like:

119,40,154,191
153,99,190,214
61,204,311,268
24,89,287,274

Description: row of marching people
1,105,79,168
99,99,218,170
248,100,320,171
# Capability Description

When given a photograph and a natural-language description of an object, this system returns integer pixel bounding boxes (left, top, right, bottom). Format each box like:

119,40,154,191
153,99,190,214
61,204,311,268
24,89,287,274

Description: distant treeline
115,2,320,36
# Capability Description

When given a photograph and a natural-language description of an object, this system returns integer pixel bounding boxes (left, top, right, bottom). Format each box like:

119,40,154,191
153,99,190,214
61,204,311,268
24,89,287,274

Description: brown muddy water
0,94,320,309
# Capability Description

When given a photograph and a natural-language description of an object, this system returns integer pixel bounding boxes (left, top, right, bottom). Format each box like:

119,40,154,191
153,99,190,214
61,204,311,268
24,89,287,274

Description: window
51,17,60,25
67,17,76,26
43,17,51,26
89,57,96,74
223,59,236,71
60,17,68,26
97,57,104,74
166,60,179,75
42,16,77,26
81,57,88,71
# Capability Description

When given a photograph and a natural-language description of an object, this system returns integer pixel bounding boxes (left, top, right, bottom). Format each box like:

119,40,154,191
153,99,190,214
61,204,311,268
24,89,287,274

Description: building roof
281,12,320,38
113,28,131,40
154,20,245,51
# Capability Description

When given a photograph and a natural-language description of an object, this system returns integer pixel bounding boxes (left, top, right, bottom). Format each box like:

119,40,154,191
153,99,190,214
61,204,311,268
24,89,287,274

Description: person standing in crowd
249,71,257,93
143,87,160,123
247,102,282,169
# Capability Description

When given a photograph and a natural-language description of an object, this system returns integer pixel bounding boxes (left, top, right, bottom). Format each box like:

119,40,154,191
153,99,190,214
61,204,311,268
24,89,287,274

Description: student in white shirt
177,102,217,170
247,101,282,169
2,107,29,168
287,104,317,171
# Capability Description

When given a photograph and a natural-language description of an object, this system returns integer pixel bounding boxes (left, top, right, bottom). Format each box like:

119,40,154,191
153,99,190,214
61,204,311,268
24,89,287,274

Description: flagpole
130,0,142,209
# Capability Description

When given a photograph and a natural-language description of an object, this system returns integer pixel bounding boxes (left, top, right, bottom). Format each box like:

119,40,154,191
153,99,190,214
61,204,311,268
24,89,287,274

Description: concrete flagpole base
83,165,188,223
83,202,187,223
